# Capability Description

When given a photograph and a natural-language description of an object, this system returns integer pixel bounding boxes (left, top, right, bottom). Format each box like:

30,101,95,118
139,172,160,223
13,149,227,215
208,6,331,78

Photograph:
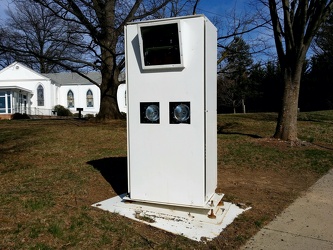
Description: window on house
67,90,74,108
37,85,44,106
86,89,93,107
7,91,11,113
0,91,5,113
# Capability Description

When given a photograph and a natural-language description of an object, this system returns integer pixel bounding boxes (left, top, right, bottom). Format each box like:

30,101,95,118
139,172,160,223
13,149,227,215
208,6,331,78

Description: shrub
120,112,127,119
11,113,30,120
53,105,72,116
85,114,95,118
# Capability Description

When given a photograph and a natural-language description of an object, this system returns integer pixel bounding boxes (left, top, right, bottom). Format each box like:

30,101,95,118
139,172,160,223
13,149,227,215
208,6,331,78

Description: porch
0,87,32,119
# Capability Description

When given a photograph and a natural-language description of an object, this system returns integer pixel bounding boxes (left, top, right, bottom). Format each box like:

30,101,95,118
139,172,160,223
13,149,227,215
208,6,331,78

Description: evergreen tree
218,37,254,113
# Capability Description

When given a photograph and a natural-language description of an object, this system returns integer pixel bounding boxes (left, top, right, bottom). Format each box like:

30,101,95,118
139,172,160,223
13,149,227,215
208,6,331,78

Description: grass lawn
0,111,332,249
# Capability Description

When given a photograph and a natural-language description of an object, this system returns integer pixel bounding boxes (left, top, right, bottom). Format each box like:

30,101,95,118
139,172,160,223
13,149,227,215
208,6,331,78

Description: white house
45,71,101,116
0,62,126,119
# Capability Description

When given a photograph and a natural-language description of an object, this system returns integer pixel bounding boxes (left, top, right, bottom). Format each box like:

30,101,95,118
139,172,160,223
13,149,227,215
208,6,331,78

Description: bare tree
9,0,174,120
0,35,13,68
151,0,200,19
216,3,271,71
313,11,333,57
0,0,84,73
217,76,242,114
266,0,333,142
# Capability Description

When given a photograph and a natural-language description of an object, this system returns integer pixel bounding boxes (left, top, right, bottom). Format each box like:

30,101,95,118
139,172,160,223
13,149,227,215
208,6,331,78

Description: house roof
0,62,49,82
0,61,125,86
43,72,102,85
0,86,33,94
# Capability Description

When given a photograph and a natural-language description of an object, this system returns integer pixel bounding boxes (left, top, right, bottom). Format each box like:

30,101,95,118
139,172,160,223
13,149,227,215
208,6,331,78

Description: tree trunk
233,100,236,114
97,79,123,120
96,27,123,120
96,60,123,120
273,67,301,142
242,99,246,113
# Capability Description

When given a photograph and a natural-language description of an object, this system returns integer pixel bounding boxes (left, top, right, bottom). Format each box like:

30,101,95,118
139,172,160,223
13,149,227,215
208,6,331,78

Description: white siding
0,62,102,116
58,84,100,115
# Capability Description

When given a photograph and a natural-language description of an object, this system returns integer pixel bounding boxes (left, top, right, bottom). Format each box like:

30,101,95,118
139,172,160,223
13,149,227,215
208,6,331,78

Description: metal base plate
92,193,250,242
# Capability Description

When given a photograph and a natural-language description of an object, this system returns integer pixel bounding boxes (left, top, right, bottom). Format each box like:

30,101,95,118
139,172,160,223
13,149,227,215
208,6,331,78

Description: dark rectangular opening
140,23,181,67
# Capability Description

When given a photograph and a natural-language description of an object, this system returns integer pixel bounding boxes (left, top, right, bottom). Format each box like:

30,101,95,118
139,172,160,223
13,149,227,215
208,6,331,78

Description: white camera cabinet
125,15,217,208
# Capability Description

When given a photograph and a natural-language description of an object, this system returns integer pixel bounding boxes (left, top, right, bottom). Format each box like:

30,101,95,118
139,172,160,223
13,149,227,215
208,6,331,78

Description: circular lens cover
145,104,159,122
174,104,190,122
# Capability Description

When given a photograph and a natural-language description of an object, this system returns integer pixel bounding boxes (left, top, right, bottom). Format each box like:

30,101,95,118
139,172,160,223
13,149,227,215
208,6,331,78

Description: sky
0,0,8,21
0,0,250,22
0,0,271,61
198,0,249,16
196,0,274,62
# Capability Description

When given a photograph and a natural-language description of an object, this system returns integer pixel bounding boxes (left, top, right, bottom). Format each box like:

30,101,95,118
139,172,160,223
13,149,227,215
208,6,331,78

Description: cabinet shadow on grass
217,124,262,138
87,157,128,195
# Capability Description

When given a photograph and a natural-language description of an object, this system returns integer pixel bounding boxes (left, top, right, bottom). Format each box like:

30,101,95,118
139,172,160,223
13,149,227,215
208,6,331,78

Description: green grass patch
298,110,333,122
29,243,53,250
24,196,55,211
48,222,64,238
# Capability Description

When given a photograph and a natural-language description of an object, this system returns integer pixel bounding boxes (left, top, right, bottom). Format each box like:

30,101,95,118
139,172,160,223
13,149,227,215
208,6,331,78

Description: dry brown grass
0,112,332,249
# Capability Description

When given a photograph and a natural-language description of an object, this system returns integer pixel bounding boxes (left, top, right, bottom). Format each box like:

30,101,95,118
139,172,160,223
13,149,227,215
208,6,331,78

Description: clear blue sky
199,0,244,12
0,0,249,22
197,0,249,18
0,0,9,22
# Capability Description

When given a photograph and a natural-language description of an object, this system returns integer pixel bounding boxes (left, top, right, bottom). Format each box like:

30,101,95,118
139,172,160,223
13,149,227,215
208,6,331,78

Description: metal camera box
125,15,217,208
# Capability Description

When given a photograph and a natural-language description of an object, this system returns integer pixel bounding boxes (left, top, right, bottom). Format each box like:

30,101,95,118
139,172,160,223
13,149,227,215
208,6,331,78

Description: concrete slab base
92,194,250,242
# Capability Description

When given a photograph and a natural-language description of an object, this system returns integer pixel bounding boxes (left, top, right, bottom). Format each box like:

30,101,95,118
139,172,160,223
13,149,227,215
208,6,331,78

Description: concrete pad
242,169,333,249
92,194,250,242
